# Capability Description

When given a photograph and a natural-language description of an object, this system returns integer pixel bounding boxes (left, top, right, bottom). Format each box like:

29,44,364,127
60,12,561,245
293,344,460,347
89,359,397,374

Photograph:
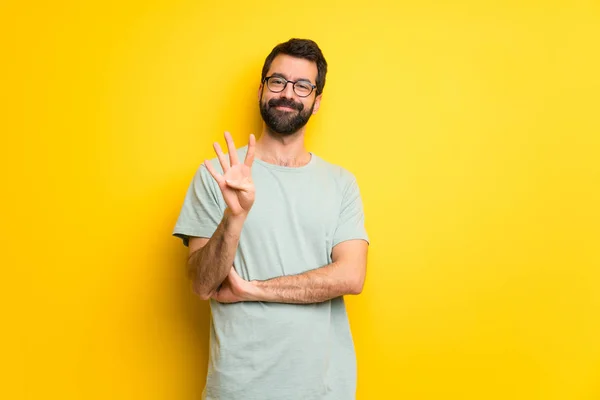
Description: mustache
268,98,304,112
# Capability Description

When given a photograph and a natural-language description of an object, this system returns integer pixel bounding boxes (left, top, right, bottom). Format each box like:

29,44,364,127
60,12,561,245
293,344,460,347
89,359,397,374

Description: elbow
197,291,214,301
349,277,365,295
191,282,214,301
349,285,363,295
187,264,214,300
189,272,215,300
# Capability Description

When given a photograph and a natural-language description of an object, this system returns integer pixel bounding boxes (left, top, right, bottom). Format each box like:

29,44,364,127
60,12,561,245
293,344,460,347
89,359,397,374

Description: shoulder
312,154,358,187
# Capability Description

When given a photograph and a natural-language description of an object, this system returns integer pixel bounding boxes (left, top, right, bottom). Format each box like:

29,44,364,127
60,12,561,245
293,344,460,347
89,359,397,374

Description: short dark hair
261,38,328,96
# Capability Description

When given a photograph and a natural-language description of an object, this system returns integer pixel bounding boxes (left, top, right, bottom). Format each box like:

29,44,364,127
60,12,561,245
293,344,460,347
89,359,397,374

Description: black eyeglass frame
262,75,317,98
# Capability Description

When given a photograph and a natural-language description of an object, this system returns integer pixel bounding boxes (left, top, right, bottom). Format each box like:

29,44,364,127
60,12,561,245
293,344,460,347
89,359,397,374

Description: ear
258,83,264,101
312,94,322,115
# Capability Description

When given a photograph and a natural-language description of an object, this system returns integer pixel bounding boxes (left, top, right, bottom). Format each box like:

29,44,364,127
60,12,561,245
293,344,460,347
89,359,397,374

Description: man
173,38,369,400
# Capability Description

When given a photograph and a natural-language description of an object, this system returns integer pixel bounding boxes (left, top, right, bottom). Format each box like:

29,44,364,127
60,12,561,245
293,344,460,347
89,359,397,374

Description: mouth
275,105,297,112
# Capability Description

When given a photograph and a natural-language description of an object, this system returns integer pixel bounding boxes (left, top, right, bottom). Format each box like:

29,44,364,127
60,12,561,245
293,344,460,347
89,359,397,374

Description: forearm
250,261,362,304
188,208,245,299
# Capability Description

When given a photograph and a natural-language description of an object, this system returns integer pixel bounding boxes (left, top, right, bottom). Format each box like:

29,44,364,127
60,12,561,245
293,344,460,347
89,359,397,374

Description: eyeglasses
263,76,317,97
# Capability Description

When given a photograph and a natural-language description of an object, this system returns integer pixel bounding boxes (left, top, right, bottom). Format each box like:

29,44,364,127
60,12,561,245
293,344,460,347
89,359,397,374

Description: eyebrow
271,72,314,84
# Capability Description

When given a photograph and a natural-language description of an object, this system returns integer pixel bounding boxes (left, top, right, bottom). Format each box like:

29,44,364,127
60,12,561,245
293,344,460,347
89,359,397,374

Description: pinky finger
244,134,256,167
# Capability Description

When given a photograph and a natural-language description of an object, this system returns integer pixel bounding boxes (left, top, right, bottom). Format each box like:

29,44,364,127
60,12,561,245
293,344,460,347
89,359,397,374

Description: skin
255,54,321,167
186,54,368,303
186,132,255,300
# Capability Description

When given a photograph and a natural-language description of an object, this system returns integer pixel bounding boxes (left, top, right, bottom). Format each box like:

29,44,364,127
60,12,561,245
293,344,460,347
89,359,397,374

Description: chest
248,171,341,235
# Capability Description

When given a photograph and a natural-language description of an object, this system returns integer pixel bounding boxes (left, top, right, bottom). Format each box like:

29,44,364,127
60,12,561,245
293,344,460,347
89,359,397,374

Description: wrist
250,280,275,302
248,280,268,302
223,208,246,232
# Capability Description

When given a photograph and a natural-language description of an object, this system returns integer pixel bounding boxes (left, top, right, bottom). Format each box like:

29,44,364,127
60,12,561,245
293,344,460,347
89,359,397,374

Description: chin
269,126,297,136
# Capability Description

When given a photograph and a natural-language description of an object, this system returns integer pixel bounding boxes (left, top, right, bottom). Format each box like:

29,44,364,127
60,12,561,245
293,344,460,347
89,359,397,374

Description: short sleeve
332,177,369,247
172,163,224,247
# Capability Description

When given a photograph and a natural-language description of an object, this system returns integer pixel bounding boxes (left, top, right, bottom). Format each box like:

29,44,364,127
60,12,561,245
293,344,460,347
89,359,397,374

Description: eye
296,82,312,91
271,77,285,85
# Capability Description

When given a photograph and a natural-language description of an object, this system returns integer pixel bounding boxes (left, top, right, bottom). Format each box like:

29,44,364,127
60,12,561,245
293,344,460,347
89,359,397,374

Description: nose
281,81,296,98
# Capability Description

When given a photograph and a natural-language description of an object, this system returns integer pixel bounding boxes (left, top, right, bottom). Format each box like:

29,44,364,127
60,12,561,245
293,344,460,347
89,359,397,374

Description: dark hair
261,38,328,96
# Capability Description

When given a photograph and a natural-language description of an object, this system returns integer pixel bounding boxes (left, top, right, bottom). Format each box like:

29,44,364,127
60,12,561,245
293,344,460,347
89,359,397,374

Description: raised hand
204,132,256,217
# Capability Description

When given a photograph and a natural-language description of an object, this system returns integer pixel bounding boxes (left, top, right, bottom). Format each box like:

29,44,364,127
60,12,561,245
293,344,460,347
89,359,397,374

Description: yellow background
2,0,599,399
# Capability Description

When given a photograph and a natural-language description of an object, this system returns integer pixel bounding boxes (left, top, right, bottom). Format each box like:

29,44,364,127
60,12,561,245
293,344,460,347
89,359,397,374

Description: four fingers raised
205,132,255,183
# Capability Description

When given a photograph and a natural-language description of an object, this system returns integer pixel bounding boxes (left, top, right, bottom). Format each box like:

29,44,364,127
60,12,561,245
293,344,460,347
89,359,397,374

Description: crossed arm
188,233,368,304
251,239,368,303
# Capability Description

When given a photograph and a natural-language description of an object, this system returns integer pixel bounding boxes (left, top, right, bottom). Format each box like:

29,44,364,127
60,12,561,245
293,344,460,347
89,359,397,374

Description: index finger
244,134,256,167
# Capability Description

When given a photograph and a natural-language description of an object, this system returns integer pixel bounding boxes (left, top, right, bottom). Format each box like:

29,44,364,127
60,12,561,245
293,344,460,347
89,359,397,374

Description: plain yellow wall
2,0,599,399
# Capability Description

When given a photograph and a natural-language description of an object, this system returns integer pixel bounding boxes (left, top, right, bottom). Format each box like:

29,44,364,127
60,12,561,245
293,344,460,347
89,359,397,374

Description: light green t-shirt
173,145,369,400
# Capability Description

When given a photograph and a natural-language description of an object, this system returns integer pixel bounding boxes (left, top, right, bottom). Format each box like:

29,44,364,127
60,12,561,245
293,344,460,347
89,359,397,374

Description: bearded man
173,38,369,400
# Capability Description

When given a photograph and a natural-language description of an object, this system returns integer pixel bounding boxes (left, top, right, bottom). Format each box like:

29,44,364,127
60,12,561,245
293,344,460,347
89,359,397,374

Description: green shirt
173,146,369,400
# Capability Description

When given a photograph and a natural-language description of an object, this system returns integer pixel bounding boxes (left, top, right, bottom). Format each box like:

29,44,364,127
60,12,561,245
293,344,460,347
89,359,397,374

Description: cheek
306,98,318,112
259,85,276,103
260,91,271,105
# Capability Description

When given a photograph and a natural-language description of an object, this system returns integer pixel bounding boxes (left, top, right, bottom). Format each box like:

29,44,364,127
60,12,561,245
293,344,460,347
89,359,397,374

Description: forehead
266,54,318,83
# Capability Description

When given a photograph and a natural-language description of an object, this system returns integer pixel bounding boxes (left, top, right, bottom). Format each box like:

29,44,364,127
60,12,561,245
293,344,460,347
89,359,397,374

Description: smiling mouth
275,106,297,111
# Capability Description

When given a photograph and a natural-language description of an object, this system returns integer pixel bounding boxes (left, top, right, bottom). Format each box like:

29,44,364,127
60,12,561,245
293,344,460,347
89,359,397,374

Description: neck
255,125,311,167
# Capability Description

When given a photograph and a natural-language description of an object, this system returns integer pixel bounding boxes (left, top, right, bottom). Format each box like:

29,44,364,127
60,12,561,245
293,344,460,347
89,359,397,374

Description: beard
259,95,315,135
